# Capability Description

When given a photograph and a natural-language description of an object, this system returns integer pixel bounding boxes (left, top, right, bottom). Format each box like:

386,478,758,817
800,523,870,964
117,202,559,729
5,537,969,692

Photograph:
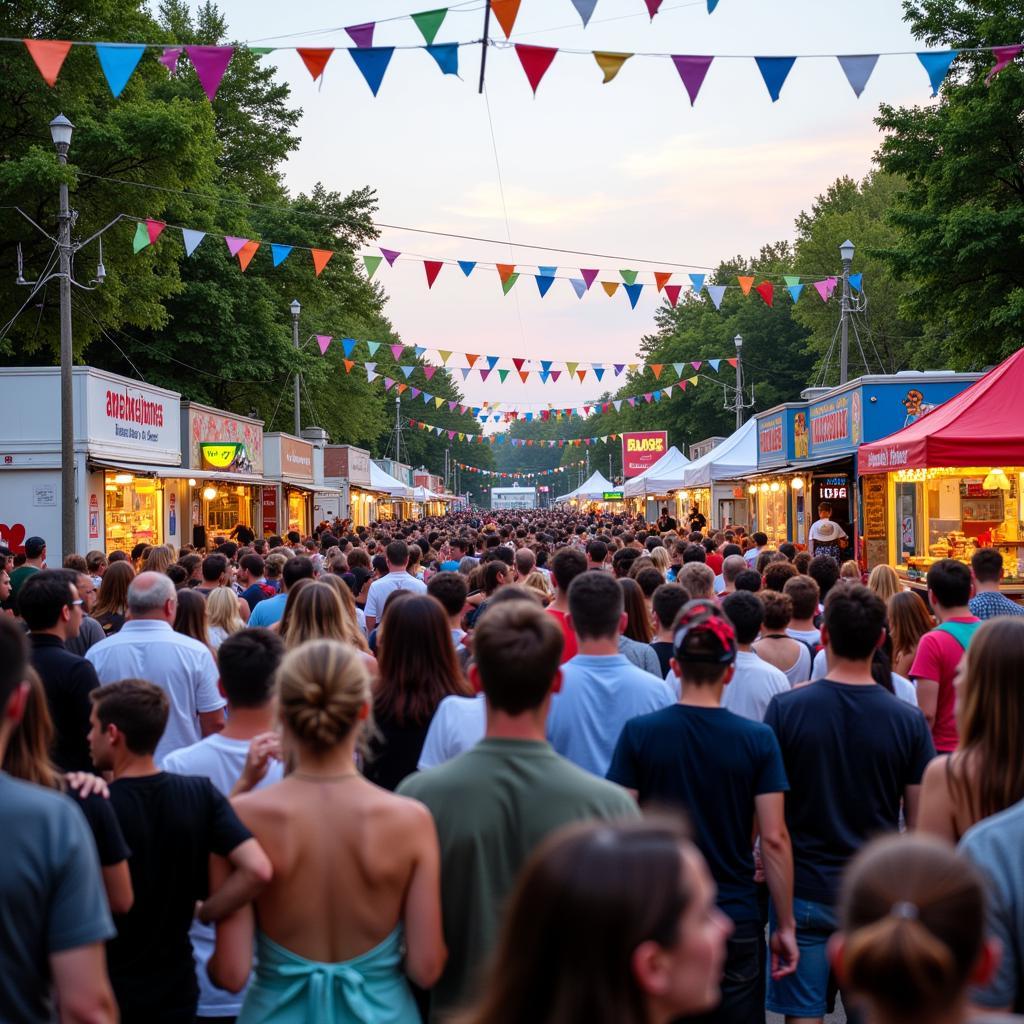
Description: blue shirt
547,654,674,777
607,704,788,923
969,591,1024,620
247,592,288,627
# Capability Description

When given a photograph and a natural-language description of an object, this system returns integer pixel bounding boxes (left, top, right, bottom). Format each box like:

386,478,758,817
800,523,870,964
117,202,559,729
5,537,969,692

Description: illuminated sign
603,491,624,500
621,431,668,478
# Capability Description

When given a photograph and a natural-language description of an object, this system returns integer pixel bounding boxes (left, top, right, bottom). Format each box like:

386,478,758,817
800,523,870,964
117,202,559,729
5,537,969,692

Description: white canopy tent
370,462,414,499
557,470,616,503
412,486,454,503
681,419,757,487
623,446,691,498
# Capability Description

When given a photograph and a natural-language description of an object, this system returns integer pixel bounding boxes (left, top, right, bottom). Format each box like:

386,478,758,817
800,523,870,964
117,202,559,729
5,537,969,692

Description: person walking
363,540,428,634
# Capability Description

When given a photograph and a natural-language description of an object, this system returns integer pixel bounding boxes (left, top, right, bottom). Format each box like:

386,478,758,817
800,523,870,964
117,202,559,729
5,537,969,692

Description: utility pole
290,299,301,435
394,394,402,467
477,0,492,93
52,114,76,560
839,239,855,385
733,334,745,429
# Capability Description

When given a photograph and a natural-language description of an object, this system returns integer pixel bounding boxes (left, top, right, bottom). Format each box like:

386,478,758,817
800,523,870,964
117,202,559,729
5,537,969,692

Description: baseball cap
672,600,737,665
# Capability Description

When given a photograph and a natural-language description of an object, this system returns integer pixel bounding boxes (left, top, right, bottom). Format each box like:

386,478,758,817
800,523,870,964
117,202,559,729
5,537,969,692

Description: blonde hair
317,574,370,652
276,639,370,752
840,560,861,580
282,581,360,651
522,570,553,604
143,544,175,574
207,586,244,636
867,564,900,604
649,547,670,574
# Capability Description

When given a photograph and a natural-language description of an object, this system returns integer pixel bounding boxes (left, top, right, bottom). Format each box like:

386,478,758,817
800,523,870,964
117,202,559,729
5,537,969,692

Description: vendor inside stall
104,471,163,552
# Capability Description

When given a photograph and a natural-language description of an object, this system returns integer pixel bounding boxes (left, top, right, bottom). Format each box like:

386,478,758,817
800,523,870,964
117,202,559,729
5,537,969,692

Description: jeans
680,919,763,1024
766,896,838,1019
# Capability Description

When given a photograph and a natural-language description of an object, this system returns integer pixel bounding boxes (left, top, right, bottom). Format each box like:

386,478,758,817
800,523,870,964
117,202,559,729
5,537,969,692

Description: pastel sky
210,0,929,417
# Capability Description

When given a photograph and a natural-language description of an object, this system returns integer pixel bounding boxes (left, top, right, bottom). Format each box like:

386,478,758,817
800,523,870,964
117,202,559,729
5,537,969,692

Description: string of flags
454,458,587,479
16,30,1022,102
491,0,722,37
411,416,633,445
129,218,857,309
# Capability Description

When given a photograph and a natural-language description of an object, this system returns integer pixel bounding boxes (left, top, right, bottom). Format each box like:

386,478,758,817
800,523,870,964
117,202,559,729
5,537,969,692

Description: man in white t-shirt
807,501,848,561
720,591,790,722
163,628,286,1021
364,540,427,633
86,573,224,765
783,575,822,649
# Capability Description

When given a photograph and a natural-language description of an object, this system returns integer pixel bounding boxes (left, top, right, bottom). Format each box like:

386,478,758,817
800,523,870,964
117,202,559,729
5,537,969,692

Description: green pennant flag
620,269,638,285
131,221,150,253
367,341,381,356
363,254,383,279
498,369,510,382
501,272,519,295
783,275,801,286
249,47,275,55
411,8,448,45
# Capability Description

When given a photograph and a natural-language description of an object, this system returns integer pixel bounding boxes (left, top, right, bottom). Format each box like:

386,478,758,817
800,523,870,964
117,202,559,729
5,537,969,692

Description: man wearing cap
607,599,798,1024
9,536,46,609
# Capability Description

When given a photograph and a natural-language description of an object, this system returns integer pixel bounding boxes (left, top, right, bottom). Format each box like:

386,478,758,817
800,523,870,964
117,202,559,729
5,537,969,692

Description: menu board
863,476,887,540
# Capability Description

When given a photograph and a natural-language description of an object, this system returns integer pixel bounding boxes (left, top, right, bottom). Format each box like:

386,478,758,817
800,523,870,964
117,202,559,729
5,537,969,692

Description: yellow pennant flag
602,281,620,296
688,376,699,386
593,51,633,84
434,396,444,408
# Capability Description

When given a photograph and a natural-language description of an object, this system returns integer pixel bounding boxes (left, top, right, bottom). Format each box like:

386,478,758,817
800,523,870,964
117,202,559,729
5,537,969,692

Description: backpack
936,620,982,652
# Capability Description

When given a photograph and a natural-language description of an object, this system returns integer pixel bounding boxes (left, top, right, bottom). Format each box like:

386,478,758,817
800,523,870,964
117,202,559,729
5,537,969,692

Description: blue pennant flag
571,0,598,25
540,371,550,383
917,50,958,96
623,283,644,309
653,390,663,402
458,260,476,276
538,265,557,277
848,273,863,293
181,229,206,257
422,392,432,403
594,368,605,381
271,244,293,267
688,273,705,292
486,355,500,370
755,56,797,102
349,47,395,96
367,341,381,356
400,365,415,378
540,360,553,373
426,43,459,76
96,43,146,97
837,54,879,98
414,346,426,357
707,0,720,9
342,338,357,358
709,359,721,372
788,284,804,303
536,275,555,298
569,278,586,299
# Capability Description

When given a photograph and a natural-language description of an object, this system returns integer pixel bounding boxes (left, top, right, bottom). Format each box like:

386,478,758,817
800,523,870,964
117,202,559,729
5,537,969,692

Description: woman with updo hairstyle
832,834,1001,1024
209,640,445,1022
458,817,732,1024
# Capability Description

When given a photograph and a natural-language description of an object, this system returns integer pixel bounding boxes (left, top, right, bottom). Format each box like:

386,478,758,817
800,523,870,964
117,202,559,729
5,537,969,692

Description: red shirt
546,608,578,669
705,552,724,575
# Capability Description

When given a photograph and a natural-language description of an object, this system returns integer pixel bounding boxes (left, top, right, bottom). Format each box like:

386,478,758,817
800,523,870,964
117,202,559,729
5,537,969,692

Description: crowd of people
1,507,1023,1024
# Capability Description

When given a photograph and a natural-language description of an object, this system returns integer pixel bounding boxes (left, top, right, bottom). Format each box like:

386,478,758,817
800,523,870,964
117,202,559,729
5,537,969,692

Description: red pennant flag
297,48,333,81
311,249,333,276
727,358,738,367
644,0,664,16
515,44,557,94
145,219,167,245
577,369,587,382
665,284,682,307
755,281,774,306
237,240,260,271
512,357,526,371
654,271,672,292
424,260,443,288
24,39,72,86
491,0,522,38
496,263,515,284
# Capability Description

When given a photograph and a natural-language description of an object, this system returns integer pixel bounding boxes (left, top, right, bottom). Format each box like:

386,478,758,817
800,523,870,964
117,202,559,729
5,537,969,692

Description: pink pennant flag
346,23,375,48
145,219,166,245
225,236,248,257
987,45,1023,85
813,278,832,302
390,344,404,360
672,55,714,105
580,268,599,290
691,360,702,371
424,366,438,380
186,46,234,101
159,47,183,75
644,0,664,17
316,335,332,355
380,248,401,266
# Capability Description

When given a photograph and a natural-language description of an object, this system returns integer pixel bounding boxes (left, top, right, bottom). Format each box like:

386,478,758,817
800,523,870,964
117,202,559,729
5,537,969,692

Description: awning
680,419,757,488
277,478,321,493
370,462,414,499
90,459,273,487
736,455,852,480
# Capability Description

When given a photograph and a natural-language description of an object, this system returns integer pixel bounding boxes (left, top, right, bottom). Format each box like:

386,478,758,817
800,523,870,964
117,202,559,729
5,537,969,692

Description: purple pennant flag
346,22,375,48
672,55,713,105
159,46,183,75
224,236,248,256
380,247,401,266
570,278,586,299
186,46,234,101
390,343,404,360
316,335,332,355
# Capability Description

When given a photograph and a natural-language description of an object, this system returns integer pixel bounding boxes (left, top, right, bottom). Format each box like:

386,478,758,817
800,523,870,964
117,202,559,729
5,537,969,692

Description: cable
509,0,706,38
0,244,61,344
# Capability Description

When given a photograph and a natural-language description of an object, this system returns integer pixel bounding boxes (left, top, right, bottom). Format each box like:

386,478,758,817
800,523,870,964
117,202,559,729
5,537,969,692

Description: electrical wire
0,243,61,344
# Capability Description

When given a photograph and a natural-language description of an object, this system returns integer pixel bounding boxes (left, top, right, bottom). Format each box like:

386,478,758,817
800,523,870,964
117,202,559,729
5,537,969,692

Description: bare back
754,635,809,682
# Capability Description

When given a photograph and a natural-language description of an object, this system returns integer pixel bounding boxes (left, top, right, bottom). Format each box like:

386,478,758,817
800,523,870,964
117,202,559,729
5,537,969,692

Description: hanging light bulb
760,482,769,493
982,468,1011,491
202,486,218,501
791,477,804,490
748,485,758,495
770,481,781,492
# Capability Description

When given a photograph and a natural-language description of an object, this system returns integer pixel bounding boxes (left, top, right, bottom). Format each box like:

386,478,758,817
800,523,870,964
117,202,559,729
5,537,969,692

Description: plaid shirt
969,590,1024,620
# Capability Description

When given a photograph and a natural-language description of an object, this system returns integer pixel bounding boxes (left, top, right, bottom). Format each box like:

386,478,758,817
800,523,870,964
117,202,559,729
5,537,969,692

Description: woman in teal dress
208,639,446,1022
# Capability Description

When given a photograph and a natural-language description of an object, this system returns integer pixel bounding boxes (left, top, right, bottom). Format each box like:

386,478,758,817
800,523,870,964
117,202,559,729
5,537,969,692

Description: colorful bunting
501,273,520,295
131,222,150,254
707,285,726,309
644,0,664,17
516,44,558,94
496,263,516,284
594,51,632,83
689,273,705,292
186,45,234,101
381,248,401,267
672,55,713,105
271,244,293,267
570,278,587,298
23,39,72,86
297,47,334,81
311,249,333,276
665,284,682,307
412,9,448,45
754,281,773,306
654,272,672,292
225,236,248,257
458,260,476,276
349,47,394,95
363,254,382,279
571,0,599,26
181,228,205,256
987,45,1022,85
346,23,375,49
426,44,459,76
236,240,260,271
158,46,182,75
601,281,620,296
837,54,878,98
581,268,599,290
490,0,523,39
316,334,332,355
737,275,755,296
96,43,145,97
848,273,863,293
623,282,643,308
145,219,166,245
917,49,958,96
536,274,556,298
620,269,638,285
755,55,796,102
424,260,443,288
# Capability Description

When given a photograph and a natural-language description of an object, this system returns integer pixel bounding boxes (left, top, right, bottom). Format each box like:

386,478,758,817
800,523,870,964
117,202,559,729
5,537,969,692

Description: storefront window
757,484,788,546
286,489,308,535
203,484,256,535
105,473,163,552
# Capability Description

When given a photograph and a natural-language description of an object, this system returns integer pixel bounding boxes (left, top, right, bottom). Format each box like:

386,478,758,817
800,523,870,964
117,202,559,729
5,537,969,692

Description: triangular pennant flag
249,47,275,56
96,43,145,97
342,338,357,358
987,45,1023,85
401,366,415,379
465,353,480,368
644,393,653,403
707,284,726,309
576,369,587,382
550,371,561,381
437,350,452,364
678,380,687,391
349,47,394,96
158,46,182,75
540,360,553,373
538,265,557,277
814,279,831,302
343,360,354,373
486,355,500,370
566,362,579,377
837,54,879,98
594,367,605,381
671,55,714,105
650,364,664,379
23,39,72,87
783,274,800,287
186,46,234,101
917,50,958,96
688,273,705,292
501,273,520,295
271,243,293,267
496,263,516,284
737,275,755,295
571,0,599,26
654,272,672,292
479,369,491,382
412,8,448,45
520,370,531,383
425,43,459,76
665,284,682,307
623,283,643,308
390,343,405,360
237,240,260,271
688,376,699,386
755,56,796,102
316,334,332,355
380,248,401,267
145,219,166,245
424,260,443,288
755,281,774,306
297,47,333,81
363,254,382,278
512,357,526,372
594,51,633,84
787,283,804,302
434,396,444,407
498,369,510,383
614,365,625,375
424,366,438,380
367,342,381,356
383,377,395,391
311,249,333,276
709,359,721,372
132,222,150,253
458,260,476,276
536,275,555,298
490,0,523,39
515,44,557,94
182,228,206,256
620,269,638,285
691,360,703,372
645,0,664,16
366,362,378,379
345,23,375,48
727,357,737,368
397,383,408,396
225,236,248,257
460,368,471,381
580,268,599,289
848,273,863,293
570,278,587,298
601,281,619,296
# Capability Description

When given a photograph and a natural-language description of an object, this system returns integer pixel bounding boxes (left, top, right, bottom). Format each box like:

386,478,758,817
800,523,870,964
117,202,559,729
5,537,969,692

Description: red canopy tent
858,347,1024,474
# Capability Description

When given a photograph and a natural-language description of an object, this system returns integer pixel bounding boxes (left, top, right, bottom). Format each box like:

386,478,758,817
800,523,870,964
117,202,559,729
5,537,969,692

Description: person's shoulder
0,773,78,817
549,755,640,809
961,796,1024,854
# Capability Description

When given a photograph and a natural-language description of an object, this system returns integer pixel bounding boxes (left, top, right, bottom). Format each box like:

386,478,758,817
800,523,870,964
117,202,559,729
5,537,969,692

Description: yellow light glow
770,481,781,492
187,478,197,487
202,486,218,501
759,483,769,493
748,485,757,495
113,473,134,485
982,468,1011,491
791,477,804,490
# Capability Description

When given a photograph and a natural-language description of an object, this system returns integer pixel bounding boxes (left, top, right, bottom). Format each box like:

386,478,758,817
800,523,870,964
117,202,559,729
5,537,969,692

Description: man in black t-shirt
88,680,272,1024
763,584,935,1024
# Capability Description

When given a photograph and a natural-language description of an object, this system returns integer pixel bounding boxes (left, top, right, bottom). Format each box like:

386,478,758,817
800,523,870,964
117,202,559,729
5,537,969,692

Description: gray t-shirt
0,773,115,1023
961,797,1024,1012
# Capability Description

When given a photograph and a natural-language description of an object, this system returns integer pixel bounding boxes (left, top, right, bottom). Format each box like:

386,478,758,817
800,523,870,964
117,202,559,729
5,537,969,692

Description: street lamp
52,114,75,559
290,299,301,436
733,334,744,429
839,239,854,385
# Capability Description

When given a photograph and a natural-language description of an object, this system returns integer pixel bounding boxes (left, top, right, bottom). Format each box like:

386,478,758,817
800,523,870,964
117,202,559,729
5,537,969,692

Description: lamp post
51,114,76,559
733,334,744,429
839,239,855,385
290,299,301,435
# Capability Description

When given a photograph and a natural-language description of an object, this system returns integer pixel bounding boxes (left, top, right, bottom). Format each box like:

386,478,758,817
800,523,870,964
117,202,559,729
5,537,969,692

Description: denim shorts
766,896,838,1018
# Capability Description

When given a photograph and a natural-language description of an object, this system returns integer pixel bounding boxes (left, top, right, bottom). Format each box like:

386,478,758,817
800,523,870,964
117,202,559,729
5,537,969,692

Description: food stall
324,444,390,526
556,470,617,511
371,461,415,519
679,420,756,531
857,348,1024,594
624,446,690,522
